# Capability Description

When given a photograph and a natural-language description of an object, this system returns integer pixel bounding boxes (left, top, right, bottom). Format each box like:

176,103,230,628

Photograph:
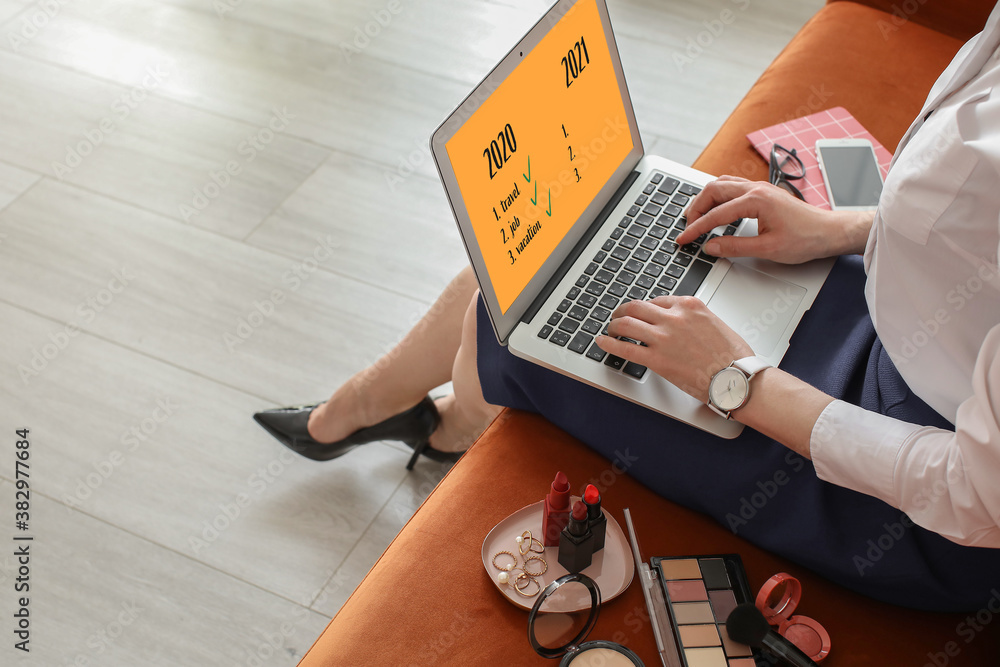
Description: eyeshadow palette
651,554,760,667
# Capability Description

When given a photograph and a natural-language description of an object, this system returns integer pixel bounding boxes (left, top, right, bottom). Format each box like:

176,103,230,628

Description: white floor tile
247,151,469,303
0,180,431,402
0,159,38,211
0,482,332,666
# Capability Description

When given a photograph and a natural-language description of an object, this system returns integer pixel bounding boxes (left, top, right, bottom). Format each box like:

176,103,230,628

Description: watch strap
732,355,771,379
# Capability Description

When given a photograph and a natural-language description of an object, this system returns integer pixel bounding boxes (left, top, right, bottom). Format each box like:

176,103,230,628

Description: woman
255,6,1000,611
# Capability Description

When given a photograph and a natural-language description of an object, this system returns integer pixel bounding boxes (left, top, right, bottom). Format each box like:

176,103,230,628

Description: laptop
430,0,834,438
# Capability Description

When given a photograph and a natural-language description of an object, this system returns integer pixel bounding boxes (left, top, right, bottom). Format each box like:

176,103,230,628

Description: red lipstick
557,500,595,573
542,471,572,546
583,484,607,552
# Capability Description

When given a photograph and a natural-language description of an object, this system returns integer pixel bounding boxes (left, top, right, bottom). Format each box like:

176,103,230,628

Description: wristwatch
707,356,772,419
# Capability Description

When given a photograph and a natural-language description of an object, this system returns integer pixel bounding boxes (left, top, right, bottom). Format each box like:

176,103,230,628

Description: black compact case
650,554,763,667
528,573,645,666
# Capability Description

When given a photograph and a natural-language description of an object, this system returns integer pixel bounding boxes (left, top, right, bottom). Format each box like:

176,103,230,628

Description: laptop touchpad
705,263,807,357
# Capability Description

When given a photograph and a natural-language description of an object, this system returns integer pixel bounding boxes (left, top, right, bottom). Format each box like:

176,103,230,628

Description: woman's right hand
677,176,874,265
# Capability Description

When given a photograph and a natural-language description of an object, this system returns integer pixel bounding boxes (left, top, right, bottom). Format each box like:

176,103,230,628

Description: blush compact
756,573,831,662
528,573,645,666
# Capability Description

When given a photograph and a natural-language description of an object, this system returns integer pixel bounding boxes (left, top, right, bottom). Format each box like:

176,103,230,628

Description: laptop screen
444,0,633,315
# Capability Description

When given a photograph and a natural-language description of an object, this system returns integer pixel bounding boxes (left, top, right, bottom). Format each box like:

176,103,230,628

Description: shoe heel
405,441,428,471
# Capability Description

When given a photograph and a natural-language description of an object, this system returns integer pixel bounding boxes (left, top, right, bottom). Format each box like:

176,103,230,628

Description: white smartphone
815,138,884,211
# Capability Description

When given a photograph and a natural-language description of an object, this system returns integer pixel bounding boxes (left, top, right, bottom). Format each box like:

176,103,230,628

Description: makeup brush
726,603,820,667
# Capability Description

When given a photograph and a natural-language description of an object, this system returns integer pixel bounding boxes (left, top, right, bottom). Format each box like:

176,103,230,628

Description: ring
498,566,526,586
516,530,533,555
523,555,547,577
492,550,517,572
515,530,544,555
513,572,541,597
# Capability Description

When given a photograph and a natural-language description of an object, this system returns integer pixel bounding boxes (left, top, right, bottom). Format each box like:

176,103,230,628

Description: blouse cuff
810,399,923,505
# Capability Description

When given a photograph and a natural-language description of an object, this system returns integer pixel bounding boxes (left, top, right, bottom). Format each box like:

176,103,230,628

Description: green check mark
523,156,531,183
530,180,537,205
546,189,552,217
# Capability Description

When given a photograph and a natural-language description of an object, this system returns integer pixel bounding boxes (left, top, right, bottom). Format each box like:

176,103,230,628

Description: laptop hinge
521,170,640,325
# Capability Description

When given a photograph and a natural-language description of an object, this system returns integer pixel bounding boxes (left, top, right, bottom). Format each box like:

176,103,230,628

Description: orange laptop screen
445,0,633,314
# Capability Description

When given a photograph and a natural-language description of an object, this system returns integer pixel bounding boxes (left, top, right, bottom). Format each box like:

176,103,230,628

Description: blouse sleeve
810,323,1000,547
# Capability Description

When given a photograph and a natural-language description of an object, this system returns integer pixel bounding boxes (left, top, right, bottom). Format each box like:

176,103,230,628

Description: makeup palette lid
528,573,602,659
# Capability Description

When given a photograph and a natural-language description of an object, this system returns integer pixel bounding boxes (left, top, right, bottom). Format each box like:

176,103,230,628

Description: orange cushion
300,410,1000,665
826,0,994,43
693,1,967,179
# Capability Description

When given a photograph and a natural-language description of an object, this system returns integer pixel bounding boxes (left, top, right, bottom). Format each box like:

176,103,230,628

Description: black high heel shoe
252,396,462,470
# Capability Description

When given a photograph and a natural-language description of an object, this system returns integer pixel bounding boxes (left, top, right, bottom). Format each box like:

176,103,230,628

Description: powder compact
527,572,645,666
756,572,831,662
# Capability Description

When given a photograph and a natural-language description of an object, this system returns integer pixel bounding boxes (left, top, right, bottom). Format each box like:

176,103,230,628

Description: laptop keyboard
537,171,741,380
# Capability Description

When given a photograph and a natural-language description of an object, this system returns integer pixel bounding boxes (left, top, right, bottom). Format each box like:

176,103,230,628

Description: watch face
710,367,749,412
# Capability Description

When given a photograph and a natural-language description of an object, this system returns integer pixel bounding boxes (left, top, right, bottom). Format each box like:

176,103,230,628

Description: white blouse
811,5,1000,547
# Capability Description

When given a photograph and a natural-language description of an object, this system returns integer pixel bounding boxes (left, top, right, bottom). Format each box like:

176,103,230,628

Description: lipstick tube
542,471,571,547
583,484,607,552
558,501,595,573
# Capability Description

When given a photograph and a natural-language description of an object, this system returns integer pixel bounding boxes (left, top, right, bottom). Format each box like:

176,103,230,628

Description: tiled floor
0,0,821,663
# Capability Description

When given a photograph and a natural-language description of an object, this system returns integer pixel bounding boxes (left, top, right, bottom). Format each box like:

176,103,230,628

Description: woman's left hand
595,296,753,402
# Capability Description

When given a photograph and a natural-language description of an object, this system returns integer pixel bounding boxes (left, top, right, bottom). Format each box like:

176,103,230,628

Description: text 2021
561,36,590,88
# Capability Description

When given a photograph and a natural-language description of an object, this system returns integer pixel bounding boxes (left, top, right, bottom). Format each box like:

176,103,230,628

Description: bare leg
427,289,503,452
307,266,495,445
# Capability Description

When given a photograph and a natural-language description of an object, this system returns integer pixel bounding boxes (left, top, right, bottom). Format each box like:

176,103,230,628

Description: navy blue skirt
477,254,1000,612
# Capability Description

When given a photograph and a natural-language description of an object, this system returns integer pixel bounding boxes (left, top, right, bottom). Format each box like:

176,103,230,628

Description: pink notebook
745,107,893,210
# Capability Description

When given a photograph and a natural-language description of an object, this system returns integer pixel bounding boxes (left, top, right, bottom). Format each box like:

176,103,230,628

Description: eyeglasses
769,144,805,201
